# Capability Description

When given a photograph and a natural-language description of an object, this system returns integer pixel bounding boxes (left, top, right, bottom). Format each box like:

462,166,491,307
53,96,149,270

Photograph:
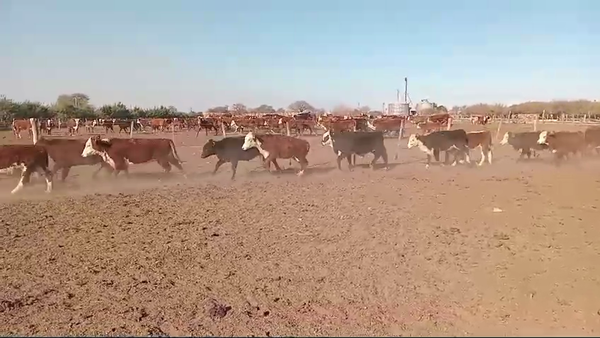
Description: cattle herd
2,111,600,196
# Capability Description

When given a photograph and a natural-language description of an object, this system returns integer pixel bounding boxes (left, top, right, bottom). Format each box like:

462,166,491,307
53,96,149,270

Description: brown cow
12,119,32,139
466,130,493,166
241,132,310,176
0,144,53,194
537,130,586,164
367,117,404,134
81,136,185,177
66,118,81,136
417,121,445,134
150,118,170,132
36,138,112,181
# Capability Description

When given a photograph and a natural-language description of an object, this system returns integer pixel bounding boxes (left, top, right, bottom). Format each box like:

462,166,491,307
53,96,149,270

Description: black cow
201,136,261,179
406,129,470,168
500,131,548,160
321,130,388,170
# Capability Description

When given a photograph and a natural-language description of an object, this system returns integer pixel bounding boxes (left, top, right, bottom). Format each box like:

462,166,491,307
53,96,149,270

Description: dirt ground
2,121,600,336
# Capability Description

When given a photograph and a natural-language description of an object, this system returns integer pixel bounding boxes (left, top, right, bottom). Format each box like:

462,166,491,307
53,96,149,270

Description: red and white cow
81,136,185,177
0,144,53,194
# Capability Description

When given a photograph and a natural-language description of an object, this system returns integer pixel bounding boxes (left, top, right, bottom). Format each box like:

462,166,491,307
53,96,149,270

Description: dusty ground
2,121,600,336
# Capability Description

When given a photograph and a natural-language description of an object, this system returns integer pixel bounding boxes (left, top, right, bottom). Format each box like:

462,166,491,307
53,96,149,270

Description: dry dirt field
2,121,600,336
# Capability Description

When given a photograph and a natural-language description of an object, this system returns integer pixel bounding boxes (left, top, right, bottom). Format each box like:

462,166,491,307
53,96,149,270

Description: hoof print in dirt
208,299,232,319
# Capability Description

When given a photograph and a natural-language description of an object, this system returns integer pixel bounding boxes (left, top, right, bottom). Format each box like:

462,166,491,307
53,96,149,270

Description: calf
241,132,310,176
201,137,261,180
0,145,53,194
537,130,586,164
466,130,493,166
36,138,112,181
500,131,548,160
407,129,471,168
81,136,185,177
321,130,388,170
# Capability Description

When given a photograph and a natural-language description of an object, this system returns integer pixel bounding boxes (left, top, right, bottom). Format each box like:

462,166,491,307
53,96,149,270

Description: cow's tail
169,139,185,164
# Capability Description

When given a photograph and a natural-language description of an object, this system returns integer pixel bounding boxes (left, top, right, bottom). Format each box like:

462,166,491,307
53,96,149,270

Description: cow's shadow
247,166,336,177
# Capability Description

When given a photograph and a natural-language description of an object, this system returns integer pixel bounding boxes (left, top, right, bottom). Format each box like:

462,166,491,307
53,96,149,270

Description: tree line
2,93,599,124
458,100,600,117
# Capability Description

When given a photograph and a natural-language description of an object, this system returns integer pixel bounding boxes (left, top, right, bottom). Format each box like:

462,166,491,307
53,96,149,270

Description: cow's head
321,130,333,147
201,139,216,158
242,132,260,150
407,134,423,149
82,135,111,158
537,131,551,144
499,132,512,145
366,120,376,130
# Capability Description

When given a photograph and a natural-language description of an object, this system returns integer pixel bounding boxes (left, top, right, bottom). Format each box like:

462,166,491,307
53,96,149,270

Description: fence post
129,120,134,139
221,120,227,137
533,115,538,132
29,118,39,144
495,119,503,141
286,121,291,136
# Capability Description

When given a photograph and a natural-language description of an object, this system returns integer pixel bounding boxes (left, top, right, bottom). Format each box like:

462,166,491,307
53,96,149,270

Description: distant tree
276,108,286,114
231,103,247,115
207,106,229,114
252,104,276,115
288,100,314,113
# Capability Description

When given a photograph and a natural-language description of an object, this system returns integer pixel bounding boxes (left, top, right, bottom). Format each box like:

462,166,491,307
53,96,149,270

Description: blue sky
1,0,598,111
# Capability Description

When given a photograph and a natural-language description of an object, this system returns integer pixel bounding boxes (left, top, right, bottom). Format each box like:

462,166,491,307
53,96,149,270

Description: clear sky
1,0,598,111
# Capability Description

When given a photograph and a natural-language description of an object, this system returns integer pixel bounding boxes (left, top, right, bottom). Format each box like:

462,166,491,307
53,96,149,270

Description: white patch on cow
10,166,27,194
230,120,238,132
321,130,333,147
366,121,376,130
500,132,510,145
81,137,117,169
407,134,433,155
337,150,342,156
242,132,269,158
552,149,557,153
537,131,549,144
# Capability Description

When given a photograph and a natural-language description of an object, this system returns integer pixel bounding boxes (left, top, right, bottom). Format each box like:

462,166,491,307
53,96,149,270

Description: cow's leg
11,165,33,194
60,166,71,181
230,160,239,180
345,154,353,170
92,163,112,179
157,158,172,173
379,149,389,170
213,159,226,175
296,156,308,176
36,165,53,193
425,154,432,169
336,154,345,170
487,146,493,164
271,159,283,172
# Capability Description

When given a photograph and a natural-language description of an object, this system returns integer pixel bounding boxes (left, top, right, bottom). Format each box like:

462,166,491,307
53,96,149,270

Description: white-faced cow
81,136,185,177
321,130,388,170
36,138,112,181
241,132,310,176
500,131,548,161
201,136,262,180
537,130,586,165
407,129,471,168
0,145,53,194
